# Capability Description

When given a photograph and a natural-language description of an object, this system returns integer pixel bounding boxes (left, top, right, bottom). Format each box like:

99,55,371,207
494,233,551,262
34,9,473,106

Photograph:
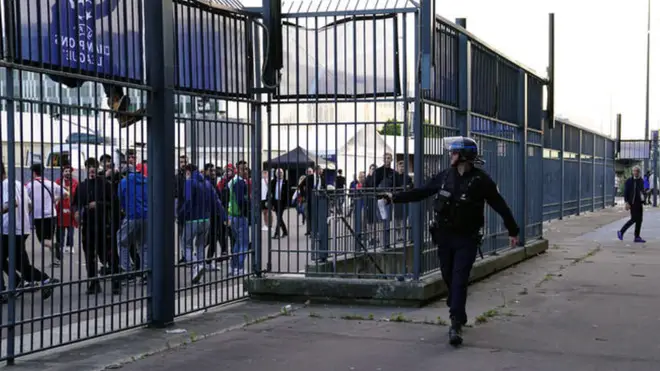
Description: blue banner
16,0,143,81
174,2,251,97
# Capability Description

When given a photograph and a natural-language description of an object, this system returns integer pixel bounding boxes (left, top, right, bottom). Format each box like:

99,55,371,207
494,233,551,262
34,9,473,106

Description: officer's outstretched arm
483,176,520,237
391,172,444,204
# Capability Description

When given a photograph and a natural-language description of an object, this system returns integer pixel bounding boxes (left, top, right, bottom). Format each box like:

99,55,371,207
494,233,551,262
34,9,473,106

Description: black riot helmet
443,136,484,166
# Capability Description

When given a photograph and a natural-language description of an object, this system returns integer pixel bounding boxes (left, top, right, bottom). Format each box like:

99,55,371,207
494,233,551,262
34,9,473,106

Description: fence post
559,121,565,219
517,71,527,246
250,22,263,276
456,18,470,138
410,12,426,280
313,194,329,262
653,131,659,207
592,136,596,212
602,137,607,209
577,129,582,216
2,0,17,363
420,0,434,91
146,0,176,327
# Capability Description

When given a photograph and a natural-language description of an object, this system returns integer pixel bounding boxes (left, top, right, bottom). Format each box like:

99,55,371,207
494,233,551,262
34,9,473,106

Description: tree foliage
377,118,443,138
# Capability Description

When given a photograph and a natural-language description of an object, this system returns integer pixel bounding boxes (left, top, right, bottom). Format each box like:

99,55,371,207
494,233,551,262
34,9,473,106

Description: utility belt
429,217,484,259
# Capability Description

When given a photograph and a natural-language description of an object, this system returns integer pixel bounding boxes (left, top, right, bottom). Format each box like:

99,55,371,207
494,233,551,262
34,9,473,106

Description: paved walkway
11,205,660,370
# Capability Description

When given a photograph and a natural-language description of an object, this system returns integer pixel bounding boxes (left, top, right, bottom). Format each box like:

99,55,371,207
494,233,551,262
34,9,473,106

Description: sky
241,0,657,139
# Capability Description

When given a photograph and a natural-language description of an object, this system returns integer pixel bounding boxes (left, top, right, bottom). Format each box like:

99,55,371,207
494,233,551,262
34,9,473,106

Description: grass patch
474,309,499,324
389,313,412,323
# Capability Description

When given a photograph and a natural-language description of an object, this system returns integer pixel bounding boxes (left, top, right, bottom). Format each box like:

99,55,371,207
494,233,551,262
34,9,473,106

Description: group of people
174,157,252,280
0,149,150,300
0,135,529,348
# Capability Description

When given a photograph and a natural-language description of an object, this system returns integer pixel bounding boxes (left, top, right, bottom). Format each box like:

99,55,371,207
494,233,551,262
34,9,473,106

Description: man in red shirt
217,164,235,191
136,160,148,177
55,165,78,253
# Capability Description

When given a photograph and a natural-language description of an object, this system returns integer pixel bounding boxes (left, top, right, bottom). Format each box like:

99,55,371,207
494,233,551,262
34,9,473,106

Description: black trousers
1,234,49,288
436,232,478,325
81,224,119,281
273,203,288,236
621,205,643,238
306,203,313,234
206,215,229,259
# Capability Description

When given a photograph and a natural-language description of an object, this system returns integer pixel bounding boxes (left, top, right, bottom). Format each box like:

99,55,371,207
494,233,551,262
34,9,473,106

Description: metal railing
0,0,619,364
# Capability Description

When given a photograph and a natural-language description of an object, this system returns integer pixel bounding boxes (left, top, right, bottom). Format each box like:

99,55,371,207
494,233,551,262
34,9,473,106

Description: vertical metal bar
592,135,596,212
145,0,175,327
653,130,659,207
411,11,423,280
5,58,17,370
517,71,527,246
547,13,555,129
615,114,622,153
559,121,565,219
3,0,16,363
456,18,470,138
251,21,263,275
316,194,329,261
602,136,607,209
420,0,433,90
644,0,651,172
577,129,582,216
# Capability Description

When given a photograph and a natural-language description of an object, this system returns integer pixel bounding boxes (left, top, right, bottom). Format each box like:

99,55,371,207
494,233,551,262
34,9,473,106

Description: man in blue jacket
117,165,148,283
177,165,227,284
618,166,646,243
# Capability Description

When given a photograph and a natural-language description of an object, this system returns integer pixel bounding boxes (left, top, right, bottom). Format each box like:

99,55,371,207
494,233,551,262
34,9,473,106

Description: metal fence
542,119,616,221
0,0,618,364
0,0,262,363
262,1,564,281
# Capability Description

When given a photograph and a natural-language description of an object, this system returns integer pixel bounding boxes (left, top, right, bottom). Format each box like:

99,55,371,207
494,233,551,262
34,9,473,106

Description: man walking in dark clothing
302,166,325,237
73,158,122,295
99,154,123,274
270,168,289,239
204,164,226,265
618,166,646,243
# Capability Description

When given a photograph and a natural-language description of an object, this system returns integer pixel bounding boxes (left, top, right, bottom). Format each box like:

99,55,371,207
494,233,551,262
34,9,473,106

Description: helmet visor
442,136,471,154
442,136,485,164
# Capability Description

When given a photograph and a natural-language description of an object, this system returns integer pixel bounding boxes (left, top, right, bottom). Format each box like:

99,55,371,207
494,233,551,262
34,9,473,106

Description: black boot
53,242,63,261
111,278,122,295
86,280,102,295
449,319,463,347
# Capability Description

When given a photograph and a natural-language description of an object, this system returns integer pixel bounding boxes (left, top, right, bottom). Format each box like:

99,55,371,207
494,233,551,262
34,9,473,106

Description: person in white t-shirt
0,163,58,302
25,163,69,267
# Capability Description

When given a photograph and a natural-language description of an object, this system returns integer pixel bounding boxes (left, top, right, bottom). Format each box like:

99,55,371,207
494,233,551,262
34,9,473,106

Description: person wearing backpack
227,168,250,276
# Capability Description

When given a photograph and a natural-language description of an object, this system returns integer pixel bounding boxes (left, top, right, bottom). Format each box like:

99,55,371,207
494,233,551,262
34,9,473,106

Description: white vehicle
46,144,127,173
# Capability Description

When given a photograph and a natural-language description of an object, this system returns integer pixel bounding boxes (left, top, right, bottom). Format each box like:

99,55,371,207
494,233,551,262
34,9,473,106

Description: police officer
382,136,519,346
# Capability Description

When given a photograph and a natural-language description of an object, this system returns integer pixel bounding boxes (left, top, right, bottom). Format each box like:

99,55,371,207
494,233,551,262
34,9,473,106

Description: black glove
377,192,393,204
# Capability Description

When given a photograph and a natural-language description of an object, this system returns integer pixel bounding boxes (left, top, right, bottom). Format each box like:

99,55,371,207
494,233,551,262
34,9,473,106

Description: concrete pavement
8,205,660,370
